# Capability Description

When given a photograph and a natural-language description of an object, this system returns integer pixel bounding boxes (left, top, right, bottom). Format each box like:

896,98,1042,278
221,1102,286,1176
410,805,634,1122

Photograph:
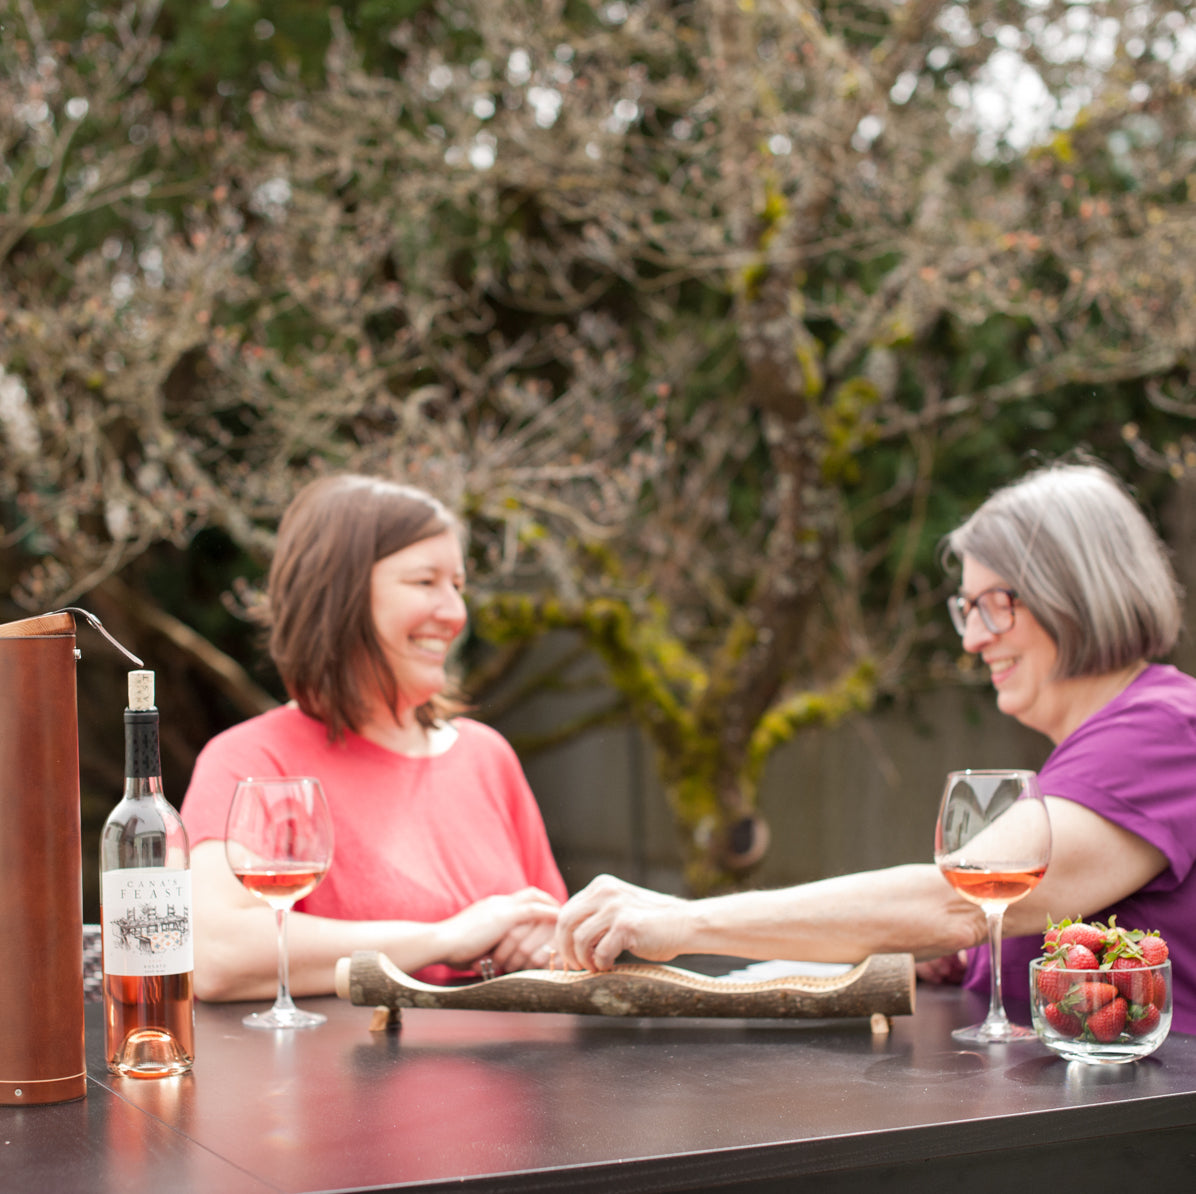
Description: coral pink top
181,706,566,984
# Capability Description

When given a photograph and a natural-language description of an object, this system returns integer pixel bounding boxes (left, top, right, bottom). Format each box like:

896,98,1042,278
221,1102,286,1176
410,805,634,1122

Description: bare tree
3,0,1195,889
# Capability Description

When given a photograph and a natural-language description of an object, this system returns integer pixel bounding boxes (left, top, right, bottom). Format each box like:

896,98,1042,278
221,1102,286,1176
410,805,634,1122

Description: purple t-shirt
963,664,1196,1034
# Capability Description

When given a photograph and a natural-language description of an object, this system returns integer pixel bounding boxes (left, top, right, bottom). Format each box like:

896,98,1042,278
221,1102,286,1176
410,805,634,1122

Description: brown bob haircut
267,473,463,741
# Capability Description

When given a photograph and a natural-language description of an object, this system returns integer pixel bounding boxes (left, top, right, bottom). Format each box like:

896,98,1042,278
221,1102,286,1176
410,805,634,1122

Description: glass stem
272,904,298,1014
984,905,1010,1026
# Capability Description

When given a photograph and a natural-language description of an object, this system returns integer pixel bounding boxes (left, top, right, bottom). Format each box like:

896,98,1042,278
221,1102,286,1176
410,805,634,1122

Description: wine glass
225,776,334,1030
935,769,1051,1044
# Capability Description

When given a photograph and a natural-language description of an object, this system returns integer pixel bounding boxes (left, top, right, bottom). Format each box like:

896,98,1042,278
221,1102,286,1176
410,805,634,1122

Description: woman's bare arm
1001,796,1167,934
553,864,988,972
553,797,1169,973
191,841,561,1001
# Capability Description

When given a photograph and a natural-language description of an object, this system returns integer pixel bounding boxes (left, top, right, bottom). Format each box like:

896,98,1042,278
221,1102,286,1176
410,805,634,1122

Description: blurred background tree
2,0,1195,898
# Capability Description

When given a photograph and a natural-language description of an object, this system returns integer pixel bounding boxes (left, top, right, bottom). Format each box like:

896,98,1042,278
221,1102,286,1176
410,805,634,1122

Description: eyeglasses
947,586,1018,636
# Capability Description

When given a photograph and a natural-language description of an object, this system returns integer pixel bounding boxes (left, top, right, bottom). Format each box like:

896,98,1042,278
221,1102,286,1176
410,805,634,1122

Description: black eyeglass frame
947,586,1019,637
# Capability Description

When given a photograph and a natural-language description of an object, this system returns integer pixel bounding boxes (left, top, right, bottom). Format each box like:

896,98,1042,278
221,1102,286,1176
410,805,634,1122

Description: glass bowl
1029,957,1171,1064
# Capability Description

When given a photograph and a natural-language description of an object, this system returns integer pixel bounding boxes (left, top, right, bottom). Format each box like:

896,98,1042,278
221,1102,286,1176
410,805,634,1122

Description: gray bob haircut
944,461,1183,678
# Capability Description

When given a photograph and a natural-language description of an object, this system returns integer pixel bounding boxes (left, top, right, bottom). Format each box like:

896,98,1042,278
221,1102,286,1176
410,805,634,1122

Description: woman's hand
485,919,558,975
553,874,693,972
436,887,561,970
915,950,968,984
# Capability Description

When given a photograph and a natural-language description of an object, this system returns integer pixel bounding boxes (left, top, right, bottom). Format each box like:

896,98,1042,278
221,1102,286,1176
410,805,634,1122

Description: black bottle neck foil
124,708,162,780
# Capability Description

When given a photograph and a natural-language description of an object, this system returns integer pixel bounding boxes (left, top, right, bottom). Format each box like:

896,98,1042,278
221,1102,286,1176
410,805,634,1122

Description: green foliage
820,377,881,483
746,659,877,786
50,0,437,110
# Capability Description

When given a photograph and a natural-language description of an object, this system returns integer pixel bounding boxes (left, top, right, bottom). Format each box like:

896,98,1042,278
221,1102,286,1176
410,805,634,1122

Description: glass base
242,1007,327,1030
952,1019,1037,1044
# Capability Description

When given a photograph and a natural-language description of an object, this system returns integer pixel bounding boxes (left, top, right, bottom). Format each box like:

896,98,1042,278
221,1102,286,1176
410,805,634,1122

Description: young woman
552,460,1196,1033
181,474,565,1002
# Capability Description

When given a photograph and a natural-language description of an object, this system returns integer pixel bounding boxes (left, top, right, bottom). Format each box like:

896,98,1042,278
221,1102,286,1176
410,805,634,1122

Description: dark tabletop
5,980,1196,1193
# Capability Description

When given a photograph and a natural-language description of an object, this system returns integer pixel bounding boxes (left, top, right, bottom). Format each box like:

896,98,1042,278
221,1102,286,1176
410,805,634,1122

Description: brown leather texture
0,613,87,1105
0,610,75,640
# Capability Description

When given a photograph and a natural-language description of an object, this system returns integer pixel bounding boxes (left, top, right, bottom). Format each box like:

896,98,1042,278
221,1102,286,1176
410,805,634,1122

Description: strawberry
1138,935,1169,966
1035,959,1074,1003
1067,980,1119,1012
1126,1004,1161,1037
1085,996,1128,1043
1043,1002,1083,1038
1057,922,1106,954
1108,956,1154,1005
1153,971,1169,1008
1058,943,1099,971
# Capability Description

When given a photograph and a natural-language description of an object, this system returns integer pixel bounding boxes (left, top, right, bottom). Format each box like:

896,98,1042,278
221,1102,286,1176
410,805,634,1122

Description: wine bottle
100,669,195,1077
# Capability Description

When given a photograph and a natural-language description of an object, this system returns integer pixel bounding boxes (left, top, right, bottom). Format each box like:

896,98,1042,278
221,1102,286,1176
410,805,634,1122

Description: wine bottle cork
128,669,155,711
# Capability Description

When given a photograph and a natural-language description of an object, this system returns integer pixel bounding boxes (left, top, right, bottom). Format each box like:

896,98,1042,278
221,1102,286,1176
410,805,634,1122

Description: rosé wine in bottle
100,670,195,1077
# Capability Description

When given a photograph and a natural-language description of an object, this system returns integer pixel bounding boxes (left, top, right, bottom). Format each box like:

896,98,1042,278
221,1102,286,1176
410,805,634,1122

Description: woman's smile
985,655,1018,685
369,529,467,715
960,556,1063,740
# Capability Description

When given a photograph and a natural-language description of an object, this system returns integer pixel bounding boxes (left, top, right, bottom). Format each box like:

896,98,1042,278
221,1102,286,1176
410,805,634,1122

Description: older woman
181,474,565,1002
553,460,1196,1034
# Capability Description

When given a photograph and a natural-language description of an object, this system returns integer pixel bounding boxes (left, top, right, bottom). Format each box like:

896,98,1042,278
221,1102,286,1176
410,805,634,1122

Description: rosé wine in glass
225,777,334,1029
935,769,1051,1043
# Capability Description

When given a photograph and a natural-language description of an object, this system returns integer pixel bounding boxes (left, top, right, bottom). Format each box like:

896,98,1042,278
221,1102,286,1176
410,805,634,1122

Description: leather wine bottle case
0,611,87,1105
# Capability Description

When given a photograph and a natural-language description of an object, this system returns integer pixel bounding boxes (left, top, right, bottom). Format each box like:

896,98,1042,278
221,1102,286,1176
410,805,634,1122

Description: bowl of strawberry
1029,918,1171,1064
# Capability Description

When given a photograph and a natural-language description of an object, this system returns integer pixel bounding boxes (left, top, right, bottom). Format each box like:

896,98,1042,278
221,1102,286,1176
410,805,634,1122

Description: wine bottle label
101,868,194,976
